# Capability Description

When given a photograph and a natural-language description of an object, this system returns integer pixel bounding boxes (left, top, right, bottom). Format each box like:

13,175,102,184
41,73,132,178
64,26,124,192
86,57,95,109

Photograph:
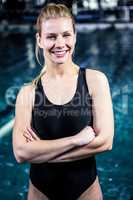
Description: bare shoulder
85,68,109,96
85,68,108,82
16,83,35,107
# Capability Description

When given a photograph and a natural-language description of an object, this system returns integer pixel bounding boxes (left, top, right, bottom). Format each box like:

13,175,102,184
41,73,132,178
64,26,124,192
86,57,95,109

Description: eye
63,34,71,37
47,35,56,40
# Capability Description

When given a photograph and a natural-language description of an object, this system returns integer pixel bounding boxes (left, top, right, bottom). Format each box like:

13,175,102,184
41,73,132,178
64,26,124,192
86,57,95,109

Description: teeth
56,51,65,53
53,51,67,55
54,51,66,53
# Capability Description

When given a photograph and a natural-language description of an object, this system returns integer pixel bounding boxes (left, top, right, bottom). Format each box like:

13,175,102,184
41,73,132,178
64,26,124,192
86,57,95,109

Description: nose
55,35,65,48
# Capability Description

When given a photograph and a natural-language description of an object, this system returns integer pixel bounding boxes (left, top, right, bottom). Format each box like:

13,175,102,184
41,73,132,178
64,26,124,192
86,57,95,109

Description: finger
24,135,32,142
88,132,95,142
23,131,29,139
23,129,32,138
23,132,34,141
26,127,40,140
26,138,31,143
30,127,40,140
25,127,36,140
86,126,94,131
86,126,95,135
23,134,32,141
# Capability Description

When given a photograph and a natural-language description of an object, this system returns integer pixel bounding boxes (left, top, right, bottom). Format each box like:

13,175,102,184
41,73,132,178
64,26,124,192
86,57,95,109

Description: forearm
18,136,77,163
18,125,95,163
48,135,111,163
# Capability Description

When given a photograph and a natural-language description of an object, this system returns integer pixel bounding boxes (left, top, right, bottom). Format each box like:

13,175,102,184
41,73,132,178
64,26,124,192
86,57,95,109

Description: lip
51,50,69,53
51,50,69,57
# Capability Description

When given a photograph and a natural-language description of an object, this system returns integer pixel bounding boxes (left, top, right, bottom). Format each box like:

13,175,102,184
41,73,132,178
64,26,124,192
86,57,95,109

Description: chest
42,76,78,105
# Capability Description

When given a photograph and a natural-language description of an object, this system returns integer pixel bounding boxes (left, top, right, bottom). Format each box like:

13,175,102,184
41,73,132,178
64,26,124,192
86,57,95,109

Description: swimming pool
0,27,133,200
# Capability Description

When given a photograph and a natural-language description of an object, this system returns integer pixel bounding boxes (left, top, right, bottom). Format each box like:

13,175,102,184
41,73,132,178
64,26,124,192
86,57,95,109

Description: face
37,17,76,65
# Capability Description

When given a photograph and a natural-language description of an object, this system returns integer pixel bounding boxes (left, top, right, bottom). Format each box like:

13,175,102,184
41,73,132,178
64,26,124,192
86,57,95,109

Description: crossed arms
12,70,114,164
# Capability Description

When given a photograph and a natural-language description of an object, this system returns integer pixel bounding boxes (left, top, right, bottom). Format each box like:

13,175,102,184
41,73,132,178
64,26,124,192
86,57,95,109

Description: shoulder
85,68,108,82
85,68,109,96
16,83,35,106
17,83,34,98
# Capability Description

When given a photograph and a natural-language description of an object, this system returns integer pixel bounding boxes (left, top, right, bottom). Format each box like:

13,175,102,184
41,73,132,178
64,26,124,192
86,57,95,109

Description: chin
52,58,68,65
54,61,66,65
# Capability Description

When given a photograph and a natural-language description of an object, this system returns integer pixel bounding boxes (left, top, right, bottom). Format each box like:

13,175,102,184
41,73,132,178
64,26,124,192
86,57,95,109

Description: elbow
14,150,27,164
15,152,26,164
107,135,114,151
96,135,114,152
106,144,113,151
102,133,114,152
101,143,112,153
13,145,28,164
105,141,113,151
16,156,25,164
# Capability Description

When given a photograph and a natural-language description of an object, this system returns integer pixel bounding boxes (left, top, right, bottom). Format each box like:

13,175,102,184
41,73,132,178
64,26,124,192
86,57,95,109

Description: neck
45,61,78,78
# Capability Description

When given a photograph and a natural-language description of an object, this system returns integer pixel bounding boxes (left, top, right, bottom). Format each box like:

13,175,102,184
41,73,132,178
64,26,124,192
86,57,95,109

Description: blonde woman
12,3,114,200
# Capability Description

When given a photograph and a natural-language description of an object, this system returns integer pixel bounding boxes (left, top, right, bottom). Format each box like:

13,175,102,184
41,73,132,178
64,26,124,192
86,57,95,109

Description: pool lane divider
0,118,15,138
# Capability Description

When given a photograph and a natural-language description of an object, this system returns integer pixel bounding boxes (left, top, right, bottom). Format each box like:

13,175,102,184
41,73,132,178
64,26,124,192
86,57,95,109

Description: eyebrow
45,31,72,35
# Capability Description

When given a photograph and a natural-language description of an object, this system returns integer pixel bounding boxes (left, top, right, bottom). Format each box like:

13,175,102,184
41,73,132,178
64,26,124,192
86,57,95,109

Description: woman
12,3,114,200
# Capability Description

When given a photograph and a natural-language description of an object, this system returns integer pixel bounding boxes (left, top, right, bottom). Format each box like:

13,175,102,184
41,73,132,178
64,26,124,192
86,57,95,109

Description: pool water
0,28,133,200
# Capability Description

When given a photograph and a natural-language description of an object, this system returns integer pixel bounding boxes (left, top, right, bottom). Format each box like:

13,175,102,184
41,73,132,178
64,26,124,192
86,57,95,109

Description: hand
74,126,96,146
23,126,40,143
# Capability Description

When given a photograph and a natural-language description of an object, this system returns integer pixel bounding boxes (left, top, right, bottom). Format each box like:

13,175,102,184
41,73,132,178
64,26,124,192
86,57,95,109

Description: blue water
0,28,133,200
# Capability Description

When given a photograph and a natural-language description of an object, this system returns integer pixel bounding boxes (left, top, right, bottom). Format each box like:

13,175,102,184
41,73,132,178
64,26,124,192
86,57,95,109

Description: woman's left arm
48,70,114,162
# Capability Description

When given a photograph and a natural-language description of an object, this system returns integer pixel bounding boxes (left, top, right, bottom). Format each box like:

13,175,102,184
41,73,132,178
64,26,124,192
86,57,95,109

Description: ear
36,33,43,49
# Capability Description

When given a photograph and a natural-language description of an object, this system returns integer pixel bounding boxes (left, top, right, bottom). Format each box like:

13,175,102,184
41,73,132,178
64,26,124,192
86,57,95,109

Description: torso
29,67,97,199
31,67,93,139
40,68,80,105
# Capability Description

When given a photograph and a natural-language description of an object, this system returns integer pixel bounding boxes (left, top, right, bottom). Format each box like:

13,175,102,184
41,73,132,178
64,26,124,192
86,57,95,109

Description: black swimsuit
30,67,97,200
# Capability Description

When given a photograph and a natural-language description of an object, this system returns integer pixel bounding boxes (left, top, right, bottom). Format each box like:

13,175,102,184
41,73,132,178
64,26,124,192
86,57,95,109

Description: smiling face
37,17,76,65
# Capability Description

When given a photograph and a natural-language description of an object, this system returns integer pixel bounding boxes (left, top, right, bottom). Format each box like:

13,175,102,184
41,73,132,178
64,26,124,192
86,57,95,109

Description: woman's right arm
12,85,95,164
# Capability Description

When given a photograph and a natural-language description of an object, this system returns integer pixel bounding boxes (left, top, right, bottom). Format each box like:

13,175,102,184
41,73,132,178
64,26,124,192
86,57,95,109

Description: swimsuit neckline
40,67,81,107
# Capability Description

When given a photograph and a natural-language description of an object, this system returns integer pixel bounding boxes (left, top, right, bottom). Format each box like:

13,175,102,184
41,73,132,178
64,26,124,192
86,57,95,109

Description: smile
51,50,69,57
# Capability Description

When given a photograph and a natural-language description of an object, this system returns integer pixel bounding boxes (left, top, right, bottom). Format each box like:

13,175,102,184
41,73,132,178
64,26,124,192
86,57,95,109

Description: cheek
66,37,76,47
43,40,54,50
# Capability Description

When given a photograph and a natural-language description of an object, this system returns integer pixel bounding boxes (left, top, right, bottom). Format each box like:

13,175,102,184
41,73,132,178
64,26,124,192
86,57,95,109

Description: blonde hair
31,3,78,87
